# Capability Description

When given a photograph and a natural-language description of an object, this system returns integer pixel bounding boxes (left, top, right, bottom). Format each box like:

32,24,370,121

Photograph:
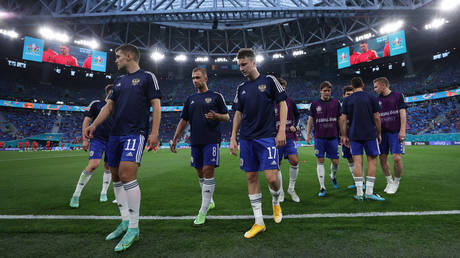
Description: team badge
240,158,244,166
132,78,140,86
191,157,194,163
316,106,322,112
89,151,94,157
258,84,266,92
205,98,212,104
275,108,278,114
315,149,319,155
379,101,383,107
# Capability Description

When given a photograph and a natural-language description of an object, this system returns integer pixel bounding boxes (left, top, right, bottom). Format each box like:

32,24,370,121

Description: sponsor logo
132,78,140,86
211,158,216,162
190,100,194,105
126,152,133,157
205,97,212,104
258,84,266,92
271,160,277,166
116,83,121,87
316,106,322,112
242,90,246,95
274,108,278,114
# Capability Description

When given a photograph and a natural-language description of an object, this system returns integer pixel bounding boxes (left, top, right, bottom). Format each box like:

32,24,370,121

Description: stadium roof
2,0,437,56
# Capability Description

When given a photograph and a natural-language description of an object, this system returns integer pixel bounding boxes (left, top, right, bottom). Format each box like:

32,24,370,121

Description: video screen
22,36,107,72
337,30,407,69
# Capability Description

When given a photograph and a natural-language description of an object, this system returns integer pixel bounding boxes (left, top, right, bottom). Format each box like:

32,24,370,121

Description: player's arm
84,100,114,139
399,109,407,142
81,116,92,151
339,114,349,147
148,98,161,151
170,119,187,153
230,111,242,156
291,102,300,133
374,112,382,144
306,116,313,144
205,111,230,121
276,100,287,147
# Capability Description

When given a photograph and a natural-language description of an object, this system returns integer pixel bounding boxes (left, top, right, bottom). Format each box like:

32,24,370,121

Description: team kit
68,45,407,252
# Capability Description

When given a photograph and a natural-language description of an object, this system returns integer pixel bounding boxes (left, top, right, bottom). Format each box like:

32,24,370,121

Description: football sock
113,181,129,221
386,175,394,184
317,163,326,189
330,163,338,179
365,176,375,196
277,169,284,192
394,177,400,185
249,193,264,226
269,187,281,205
348,162,354,177
288,164,299,191
101,170,111,195
354,176,364,196
124,180,141,229
73,170,92,197
199,178,215,214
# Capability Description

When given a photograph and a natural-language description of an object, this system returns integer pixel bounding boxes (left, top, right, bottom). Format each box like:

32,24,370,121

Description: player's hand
399,131,406,142
230,138,238,156
84,126,95,139
377,134,382,144
276,130,286,147
82,140,89,152
170,139,177,153
205,110,218,120
289,126,296,133
147,134,159,151
306,134,312,145
341,136,350,148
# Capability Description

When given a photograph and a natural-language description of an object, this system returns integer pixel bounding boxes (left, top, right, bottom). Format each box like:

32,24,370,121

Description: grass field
1,146,459,257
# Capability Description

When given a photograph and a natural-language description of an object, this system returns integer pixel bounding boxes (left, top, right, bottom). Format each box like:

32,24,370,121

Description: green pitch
0,146,459,257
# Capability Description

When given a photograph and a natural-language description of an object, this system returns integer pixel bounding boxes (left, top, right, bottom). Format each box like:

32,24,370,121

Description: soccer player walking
340,77,384,201
230,48,287,239
85,44,162,252
306,81,341,197
373,77,407,194
275,78,300,202
70,84,114,208
170,67,229,225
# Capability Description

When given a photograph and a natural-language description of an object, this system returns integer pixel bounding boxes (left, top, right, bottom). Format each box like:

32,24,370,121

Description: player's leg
315,138,327,196
241,139,266,239
326,139,340,189
100,160,112,202
379,133,393,192
387,132,405,194
69,150,101,208
105,136,130,241
276,153,284,203
258,138,282,223
364,139,385,201
350,140,365,199
287,154,300,202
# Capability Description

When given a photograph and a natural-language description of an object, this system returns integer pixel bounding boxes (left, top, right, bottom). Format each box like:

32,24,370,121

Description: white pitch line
1,210,459,221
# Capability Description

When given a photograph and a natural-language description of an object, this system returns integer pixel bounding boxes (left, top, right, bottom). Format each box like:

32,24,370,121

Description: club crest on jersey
316,106,322,112
132,78,140,86
240,158,244,166
379,101,383,107
205,98,212,104
258,84,266,92
89,151,94,157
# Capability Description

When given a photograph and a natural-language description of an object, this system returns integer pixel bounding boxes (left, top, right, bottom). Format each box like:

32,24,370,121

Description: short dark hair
115,44,140,62
237,48,255,60
320,81,332,90
342,85,353,95
278,77,287,87
105,84,113,95
351,77,364,88
373,77,390,87
192,67,207,76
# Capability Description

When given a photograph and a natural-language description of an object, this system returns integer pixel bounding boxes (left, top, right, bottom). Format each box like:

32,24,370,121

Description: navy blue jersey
341,91,380,141
232,74,287,140
181,91,228,145
85,100,112,141
109,69,162,136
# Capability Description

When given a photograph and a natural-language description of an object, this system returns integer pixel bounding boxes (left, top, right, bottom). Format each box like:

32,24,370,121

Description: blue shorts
350,139,380,156
88,138,108,162
379,132,405,155
341,145,353,159
314,138,339,159
240,138,279,172
278,139,298,160
191,144,220,168
107,134,146,167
